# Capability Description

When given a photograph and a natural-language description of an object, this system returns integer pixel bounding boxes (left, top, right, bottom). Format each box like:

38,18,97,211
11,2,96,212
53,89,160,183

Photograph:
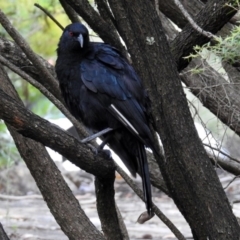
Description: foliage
187,25,240,64
0,0,70,57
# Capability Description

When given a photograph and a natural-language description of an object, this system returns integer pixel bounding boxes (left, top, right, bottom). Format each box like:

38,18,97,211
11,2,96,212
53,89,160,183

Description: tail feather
137,142,153,216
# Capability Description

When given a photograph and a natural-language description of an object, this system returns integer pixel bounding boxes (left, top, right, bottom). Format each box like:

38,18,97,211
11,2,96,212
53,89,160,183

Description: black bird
56,23,157,216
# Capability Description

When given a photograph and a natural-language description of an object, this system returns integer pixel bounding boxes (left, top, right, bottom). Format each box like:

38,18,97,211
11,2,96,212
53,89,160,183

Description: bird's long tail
137,142,153,216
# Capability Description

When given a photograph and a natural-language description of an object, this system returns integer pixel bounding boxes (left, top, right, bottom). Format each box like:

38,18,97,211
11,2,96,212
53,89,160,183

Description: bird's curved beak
77,34,84,48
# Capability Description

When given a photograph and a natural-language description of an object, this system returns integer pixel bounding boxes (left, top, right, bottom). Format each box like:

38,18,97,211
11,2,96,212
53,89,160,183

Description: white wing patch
109,104,139,136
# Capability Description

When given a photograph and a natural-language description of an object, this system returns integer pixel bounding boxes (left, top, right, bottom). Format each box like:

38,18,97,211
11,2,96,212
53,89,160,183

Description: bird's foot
93,148,112,159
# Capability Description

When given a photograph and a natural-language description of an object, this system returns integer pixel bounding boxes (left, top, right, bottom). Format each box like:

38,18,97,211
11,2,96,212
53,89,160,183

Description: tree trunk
108,0,240,238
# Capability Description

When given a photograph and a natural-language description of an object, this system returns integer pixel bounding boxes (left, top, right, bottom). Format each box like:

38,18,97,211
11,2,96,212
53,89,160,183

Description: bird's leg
80,127,113,143
98,133,113,150
96,133,114,159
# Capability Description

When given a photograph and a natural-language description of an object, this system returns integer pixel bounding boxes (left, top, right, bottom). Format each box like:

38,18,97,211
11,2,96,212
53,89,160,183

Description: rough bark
181,58,240,137
0,37,61,102
108,0,240,238
0,9,62,101
223,62,240,91
0,66,104,240
0,222,10,240
158,0,204,28
171,0,238,71
0,88,115,178
95,174,124,240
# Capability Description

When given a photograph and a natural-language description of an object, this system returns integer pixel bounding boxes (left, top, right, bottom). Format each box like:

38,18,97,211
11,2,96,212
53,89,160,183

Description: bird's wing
81,45,134,99
80,44,152,143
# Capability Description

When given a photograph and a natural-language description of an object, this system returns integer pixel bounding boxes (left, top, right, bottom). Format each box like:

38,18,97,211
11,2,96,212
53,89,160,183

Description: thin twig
155,0,161,18
95,0,117,29
116,166,186,240
203,143,240,164
223,175,240,189
173,0,216,39
233,199,240,204
34,3,65,30
0,194,43,200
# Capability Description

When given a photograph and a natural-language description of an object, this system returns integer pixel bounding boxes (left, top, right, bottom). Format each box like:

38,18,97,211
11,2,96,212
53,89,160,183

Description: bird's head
58,23,89,52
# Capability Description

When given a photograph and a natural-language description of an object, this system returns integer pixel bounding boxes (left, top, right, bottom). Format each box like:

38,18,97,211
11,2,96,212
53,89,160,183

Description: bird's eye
69,31,74,37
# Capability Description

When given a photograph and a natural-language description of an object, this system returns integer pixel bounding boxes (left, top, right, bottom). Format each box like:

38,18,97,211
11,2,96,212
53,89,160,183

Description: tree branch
157,0,204,28
181,58,240,137
0,37,61,101
173,0,215,38
95,0,117,30
95,174,124,240
59,0,80,23
0,222,9,240
108,0,240,238
34,3,64,30
171,0,238,71
0,88,115,178
0,54,90,140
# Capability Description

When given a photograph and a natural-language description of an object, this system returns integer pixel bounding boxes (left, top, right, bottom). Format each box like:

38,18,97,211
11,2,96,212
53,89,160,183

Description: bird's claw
93,148,112,159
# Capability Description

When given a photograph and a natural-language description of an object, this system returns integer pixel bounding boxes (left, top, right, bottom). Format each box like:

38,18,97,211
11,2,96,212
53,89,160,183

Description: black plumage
56,23,157,216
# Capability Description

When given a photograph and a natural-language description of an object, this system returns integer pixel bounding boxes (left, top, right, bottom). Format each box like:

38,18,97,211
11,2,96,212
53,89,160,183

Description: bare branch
0,88,115,178
181,58,240,137
0,54,89,140
209,155,240,176
171,0,238,71
0,37,61,100
223,175,240,189
203,143,240,164
59,0,80,23
173,0,215,39
95,174,124,240
95,0,117,30
157,0,204,29
0,222,10,240
34,3,65,30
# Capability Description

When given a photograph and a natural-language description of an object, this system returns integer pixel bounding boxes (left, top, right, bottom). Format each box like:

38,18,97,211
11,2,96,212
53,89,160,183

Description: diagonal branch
181,58,240,137
0,222,9,240
0,88,115,178
157,0,204,28
0,55,89,139
95,0,117,30
59,0,80,23
173,0,215,38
